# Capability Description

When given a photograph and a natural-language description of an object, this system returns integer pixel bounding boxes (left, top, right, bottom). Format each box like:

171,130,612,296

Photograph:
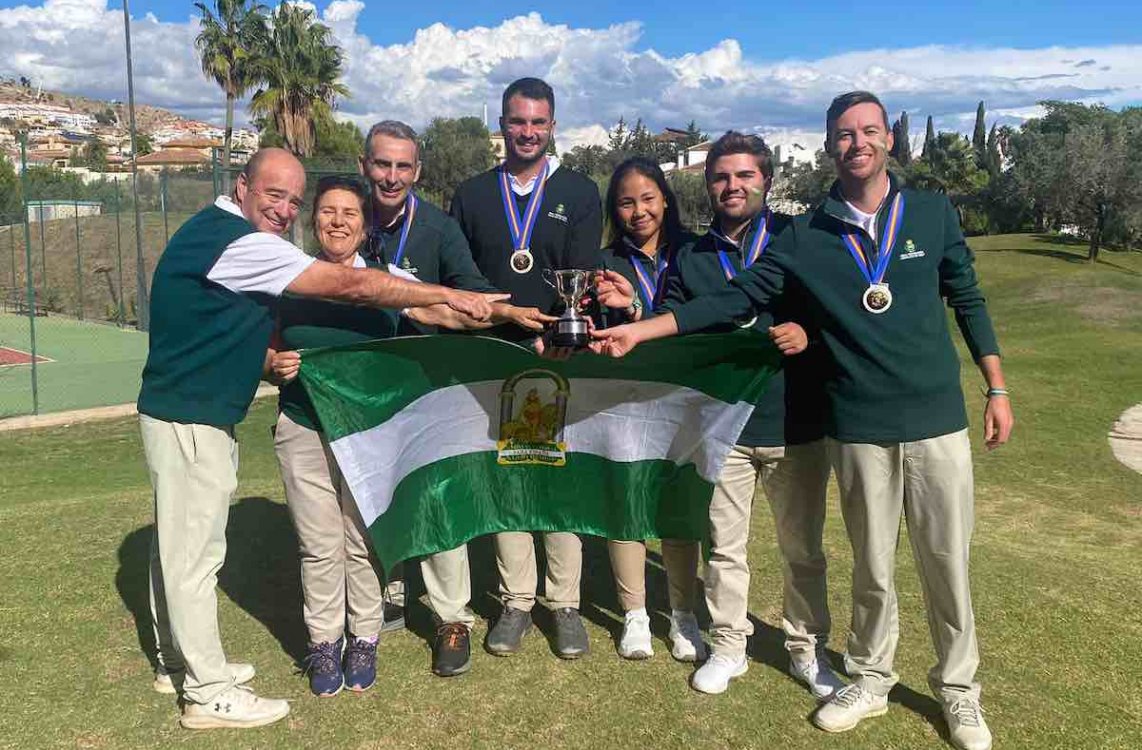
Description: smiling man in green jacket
592,91,1013,750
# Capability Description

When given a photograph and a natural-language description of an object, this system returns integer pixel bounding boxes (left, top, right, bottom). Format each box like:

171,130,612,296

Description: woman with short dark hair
268,175,397,697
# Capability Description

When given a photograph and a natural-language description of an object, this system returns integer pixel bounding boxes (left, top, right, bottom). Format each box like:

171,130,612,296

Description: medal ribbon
499,159,550,251
630,249,670,309
715,209,772,281
389,193,418,267
841,192,905,286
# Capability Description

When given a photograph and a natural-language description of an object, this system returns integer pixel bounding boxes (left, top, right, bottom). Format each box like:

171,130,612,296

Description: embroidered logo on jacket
547,203,569,224
898,239,925,260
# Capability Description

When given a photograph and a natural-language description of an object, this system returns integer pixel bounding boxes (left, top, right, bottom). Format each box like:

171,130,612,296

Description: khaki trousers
420,546,476,628
142,414,238,705
827,429,980,702
607,539,700,613
495,532,581,611
274,412,383,643
707,440,832,660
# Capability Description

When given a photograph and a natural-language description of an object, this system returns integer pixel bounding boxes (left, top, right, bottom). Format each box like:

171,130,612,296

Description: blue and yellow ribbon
840,192,904,286
389,193,418,267
630,248,671,310
715,209,772,281
498,159,550,251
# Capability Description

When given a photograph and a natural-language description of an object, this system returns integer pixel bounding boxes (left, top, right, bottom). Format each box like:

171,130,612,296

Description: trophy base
550,318,589,349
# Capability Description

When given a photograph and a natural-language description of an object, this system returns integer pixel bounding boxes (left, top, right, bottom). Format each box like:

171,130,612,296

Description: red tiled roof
136,148,209,165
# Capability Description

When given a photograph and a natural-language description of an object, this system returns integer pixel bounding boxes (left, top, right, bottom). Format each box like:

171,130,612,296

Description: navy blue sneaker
305,637,344,697
344,637,377,692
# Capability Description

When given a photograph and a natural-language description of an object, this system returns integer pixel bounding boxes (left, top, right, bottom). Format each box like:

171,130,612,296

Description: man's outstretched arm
286,260,508,321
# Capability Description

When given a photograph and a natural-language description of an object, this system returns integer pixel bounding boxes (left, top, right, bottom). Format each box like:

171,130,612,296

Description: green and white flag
299,333,778,570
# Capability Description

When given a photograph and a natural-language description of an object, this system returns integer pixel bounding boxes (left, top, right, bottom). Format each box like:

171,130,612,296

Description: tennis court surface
0,313,148,418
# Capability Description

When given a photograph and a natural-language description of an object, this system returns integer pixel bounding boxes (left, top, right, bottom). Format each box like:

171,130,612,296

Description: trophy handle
541,268,557,289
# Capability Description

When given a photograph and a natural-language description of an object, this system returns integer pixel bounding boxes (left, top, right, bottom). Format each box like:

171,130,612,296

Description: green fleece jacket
672,175,1000,443
658,214,826,447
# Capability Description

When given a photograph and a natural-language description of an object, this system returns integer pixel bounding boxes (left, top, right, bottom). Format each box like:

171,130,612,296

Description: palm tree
194,0,267,192
249,4,348,159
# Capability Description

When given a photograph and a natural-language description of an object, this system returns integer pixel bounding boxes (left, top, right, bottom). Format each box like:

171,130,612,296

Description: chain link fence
0,148,370,419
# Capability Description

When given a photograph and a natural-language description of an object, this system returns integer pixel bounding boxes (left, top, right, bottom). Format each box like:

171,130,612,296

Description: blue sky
93,0,1142,59
1,1,1140,152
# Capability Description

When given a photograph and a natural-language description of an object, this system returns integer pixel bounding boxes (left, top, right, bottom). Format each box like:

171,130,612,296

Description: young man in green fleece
591,91,1013,750
649,131,841,699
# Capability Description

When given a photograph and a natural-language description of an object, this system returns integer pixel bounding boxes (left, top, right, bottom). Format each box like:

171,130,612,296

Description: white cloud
1,2,1139,155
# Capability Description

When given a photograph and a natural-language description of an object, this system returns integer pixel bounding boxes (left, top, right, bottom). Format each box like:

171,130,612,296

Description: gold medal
862,283,892,314
510,248,534,274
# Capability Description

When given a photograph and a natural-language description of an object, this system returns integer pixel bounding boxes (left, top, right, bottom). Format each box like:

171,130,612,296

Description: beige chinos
495,532,581,611
420,546,477,628
273,411,383,643
706,440,832,660
827,429,980,703
607,540,700,612
142,415,239,705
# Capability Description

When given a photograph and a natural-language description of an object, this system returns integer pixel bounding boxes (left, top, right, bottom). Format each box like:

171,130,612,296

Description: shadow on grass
114,525,158,671
976,235,1141,275
114,496,309,670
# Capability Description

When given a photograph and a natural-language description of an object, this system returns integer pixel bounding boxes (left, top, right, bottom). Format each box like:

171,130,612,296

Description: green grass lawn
0,234,1139,749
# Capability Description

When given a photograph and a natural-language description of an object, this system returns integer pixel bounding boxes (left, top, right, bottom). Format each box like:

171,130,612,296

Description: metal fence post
161,169,170,242
114,181,125,326
8,213,15,289
37,202,47,297
19,134,39,415
74,195,84,320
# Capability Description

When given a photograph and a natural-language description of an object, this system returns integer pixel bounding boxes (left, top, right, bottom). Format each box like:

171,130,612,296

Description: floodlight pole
122,0,149,331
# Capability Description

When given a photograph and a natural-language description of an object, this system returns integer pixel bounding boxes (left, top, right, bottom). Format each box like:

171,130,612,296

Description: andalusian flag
299,334,778,570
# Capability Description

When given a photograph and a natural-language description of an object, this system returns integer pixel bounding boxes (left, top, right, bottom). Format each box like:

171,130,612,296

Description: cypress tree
922,115,936,158
985,123,1001,177
972,101,987,166
896,111,911,165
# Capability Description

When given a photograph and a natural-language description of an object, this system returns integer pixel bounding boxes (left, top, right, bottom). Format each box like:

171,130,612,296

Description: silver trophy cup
542,268,594,349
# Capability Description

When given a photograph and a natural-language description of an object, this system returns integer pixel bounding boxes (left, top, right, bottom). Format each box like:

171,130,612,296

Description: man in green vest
357,119,554,676
591,92,1012,750
140,147,504,730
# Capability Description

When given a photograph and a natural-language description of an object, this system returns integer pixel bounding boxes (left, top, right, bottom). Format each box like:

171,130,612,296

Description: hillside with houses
0,78,258,181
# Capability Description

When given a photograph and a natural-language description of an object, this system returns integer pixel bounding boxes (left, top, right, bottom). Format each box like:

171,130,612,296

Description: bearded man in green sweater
591,91,1013,750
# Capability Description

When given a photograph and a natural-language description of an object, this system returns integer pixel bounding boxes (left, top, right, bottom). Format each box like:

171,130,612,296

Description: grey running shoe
485,607,531,655
553,607,589,659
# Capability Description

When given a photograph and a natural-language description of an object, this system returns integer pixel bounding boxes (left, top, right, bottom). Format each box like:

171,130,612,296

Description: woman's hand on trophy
768,322,808,355
593,269,636,311
270,350,301,384
589,322,641,358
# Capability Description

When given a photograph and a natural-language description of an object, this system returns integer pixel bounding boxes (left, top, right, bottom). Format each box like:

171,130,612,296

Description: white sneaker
944,697,992,750
153,662,256,695
180,685,290,730
690,653,747,695
618,608,654,660
813,683,889,732
667,610,708,662
789,651,846,700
